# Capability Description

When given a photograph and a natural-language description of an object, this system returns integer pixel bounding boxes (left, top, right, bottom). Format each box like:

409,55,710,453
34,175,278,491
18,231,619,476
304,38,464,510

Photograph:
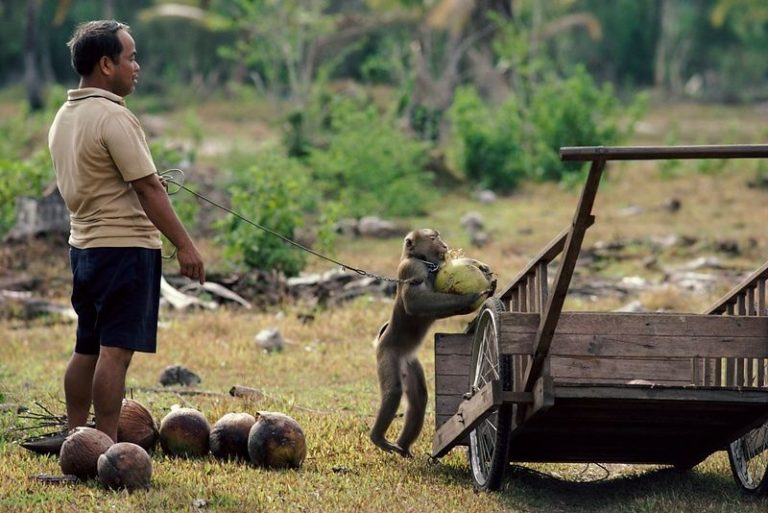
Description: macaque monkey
370,228,494,457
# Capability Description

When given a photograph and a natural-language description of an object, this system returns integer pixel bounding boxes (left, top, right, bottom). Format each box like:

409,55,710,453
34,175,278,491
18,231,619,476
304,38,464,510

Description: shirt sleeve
102,108,158,182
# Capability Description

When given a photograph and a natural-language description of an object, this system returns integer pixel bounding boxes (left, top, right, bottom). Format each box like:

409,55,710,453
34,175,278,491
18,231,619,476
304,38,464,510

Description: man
49,20,204,442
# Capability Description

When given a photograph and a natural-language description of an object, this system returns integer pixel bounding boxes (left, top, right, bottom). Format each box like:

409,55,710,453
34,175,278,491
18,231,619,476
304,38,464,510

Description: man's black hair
67,20,130,76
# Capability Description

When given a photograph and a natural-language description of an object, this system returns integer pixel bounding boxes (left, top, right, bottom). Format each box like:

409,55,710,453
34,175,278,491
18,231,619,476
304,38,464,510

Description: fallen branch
29,474,79,485
229,385,328,414
128,387,226,398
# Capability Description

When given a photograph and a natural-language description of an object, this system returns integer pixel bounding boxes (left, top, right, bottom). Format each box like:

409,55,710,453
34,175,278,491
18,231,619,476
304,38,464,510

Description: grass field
1,100,768,512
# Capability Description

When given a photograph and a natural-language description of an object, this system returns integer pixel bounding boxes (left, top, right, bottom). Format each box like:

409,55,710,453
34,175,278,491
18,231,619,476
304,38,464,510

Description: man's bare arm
131,174,205,284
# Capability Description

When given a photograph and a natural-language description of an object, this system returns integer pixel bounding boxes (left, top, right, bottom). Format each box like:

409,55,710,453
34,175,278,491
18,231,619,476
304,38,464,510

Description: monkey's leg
396,356,428,457
370,346,405,454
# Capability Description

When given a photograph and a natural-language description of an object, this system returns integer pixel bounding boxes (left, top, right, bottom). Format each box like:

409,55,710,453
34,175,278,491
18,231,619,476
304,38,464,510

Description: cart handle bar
560,144,768,162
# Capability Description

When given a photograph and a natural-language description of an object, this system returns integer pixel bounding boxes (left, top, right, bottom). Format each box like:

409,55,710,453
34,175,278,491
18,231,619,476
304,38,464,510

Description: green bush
449,67,644,190
449,86,527,192
217,150,334,276
0,151,52,236
527,66,636,182
309,98,434,218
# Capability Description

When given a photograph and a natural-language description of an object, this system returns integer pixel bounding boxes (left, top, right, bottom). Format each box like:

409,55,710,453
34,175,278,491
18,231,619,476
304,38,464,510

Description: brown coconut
59,426,114,479
209,412,256,461
97,442,152,491
159,407,210,457
247,412,306,469
117,399,159,452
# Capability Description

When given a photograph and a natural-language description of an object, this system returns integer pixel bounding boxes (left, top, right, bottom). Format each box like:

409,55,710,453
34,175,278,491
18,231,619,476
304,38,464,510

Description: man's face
110,29,140,97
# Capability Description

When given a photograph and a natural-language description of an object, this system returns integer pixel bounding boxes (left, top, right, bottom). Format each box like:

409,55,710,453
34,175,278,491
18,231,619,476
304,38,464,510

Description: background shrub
217,150,334,276
309,98,434,218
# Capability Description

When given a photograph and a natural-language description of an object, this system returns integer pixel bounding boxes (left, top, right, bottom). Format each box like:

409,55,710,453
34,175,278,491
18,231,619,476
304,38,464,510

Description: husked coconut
209,412,256,461
59,426,113,479
97,442,152,491
159,407,210,457
434,257,493,311
247,412,306,469
117,399,159,452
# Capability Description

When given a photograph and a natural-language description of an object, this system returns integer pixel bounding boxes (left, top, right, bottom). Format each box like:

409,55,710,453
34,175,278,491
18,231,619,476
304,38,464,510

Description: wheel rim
469,305,502,487
730,422,768,491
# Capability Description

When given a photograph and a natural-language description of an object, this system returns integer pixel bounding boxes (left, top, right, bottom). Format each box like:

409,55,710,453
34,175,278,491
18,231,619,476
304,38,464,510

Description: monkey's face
405,228,448,263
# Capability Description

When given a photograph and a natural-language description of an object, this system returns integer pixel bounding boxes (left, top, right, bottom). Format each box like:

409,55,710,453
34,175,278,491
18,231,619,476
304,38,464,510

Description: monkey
370,228,495,457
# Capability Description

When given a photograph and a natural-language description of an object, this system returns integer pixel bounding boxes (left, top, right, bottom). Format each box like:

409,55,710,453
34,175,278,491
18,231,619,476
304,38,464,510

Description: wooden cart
431,145,768,494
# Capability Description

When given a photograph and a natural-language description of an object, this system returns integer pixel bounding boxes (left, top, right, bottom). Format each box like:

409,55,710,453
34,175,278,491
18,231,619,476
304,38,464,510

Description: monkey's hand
487,276,497,297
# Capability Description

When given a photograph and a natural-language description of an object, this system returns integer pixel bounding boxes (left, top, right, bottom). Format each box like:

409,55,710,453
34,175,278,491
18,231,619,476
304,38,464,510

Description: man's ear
98,55,113,76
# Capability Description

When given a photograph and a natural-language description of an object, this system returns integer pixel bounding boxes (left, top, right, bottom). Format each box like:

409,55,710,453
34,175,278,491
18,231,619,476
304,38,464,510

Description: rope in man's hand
157,169,403,283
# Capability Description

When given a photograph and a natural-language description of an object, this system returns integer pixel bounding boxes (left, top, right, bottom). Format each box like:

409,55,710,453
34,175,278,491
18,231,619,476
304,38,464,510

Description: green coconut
117,399,159,452
209,412,256,461
97,442,152,491
247,412,306,469
159,407,210,457
59,426,114,480
434,257,492,310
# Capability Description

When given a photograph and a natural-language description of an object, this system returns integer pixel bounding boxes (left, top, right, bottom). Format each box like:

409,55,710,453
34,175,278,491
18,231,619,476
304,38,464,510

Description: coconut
434,257,493,311
59,426,113,480
159,407,210,457
209,412,256,461
97,442,152,491
247,412,306,469
117,399,159,452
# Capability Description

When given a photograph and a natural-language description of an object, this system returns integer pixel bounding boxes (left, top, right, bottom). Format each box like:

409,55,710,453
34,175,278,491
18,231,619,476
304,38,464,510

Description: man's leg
92,346,134,442
64,353,98,430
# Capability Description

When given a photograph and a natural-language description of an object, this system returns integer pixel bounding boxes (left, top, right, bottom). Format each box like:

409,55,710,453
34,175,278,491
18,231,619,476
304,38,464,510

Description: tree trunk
24,0,44,111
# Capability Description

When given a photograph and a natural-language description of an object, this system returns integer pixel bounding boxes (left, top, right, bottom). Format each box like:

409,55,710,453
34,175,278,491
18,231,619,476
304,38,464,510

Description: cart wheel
728,422,768,494
468,297,512,491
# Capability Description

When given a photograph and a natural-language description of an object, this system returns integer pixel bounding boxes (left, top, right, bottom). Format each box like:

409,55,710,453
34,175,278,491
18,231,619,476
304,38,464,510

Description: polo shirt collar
67,87,125,106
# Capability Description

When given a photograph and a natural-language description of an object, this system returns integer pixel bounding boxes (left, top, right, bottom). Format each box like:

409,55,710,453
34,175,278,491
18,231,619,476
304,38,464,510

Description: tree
24,0,44,110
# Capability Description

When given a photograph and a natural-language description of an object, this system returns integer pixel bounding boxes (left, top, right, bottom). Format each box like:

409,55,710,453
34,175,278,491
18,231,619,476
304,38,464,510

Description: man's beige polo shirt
49,87,161,249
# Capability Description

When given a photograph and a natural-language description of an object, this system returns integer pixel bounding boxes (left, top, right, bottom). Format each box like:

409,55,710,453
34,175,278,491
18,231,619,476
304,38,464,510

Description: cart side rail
434,312,768,428
705,260,768,316
703,260,768,390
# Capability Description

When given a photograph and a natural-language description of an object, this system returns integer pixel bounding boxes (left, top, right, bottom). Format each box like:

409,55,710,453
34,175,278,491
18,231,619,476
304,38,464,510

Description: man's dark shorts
69,246,161,355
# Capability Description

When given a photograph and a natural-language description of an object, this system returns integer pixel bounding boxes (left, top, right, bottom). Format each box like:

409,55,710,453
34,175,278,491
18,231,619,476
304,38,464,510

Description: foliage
309,98,434,218
216,149,334,276
449,65,644,190
526,66,642,182
0,94,58,236
449,86,527,192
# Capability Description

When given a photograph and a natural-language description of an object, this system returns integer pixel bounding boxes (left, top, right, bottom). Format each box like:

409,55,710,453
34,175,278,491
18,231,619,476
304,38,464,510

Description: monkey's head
403,228,448,263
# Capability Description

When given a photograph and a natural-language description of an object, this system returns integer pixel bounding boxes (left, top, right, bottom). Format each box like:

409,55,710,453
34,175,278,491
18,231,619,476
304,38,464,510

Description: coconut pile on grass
51,401,307,488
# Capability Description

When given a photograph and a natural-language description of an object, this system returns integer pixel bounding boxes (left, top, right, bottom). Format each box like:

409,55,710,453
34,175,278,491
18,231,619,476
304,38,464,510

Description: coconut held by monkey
97,442,152,491
117,399,159,452
209,412,256,461
247,412,306,469
59,426,114,480
159,407,210,457
434,256,495,311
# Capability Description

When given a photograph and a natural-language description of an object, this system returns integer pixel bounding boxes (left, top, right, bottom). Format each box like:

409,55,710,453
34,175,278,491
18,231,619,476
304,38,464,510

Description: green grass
2,99,768,511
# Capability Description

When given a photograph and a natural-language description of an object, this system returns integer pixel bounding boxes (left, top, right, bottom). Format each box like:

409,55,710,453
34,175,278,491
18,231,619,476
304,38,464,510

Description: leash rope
159,169,405,284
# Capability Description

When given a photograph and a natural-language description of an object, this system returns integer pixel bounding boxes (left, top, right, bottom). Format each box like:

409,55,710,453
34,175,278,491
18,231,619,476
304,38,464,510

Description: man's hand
177,243,205,284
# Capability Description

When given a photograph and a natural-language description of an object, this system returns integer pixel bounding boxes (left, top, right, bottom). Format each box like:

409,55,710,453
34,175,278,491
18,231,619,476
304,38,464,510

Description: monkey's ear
405,236,414,248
